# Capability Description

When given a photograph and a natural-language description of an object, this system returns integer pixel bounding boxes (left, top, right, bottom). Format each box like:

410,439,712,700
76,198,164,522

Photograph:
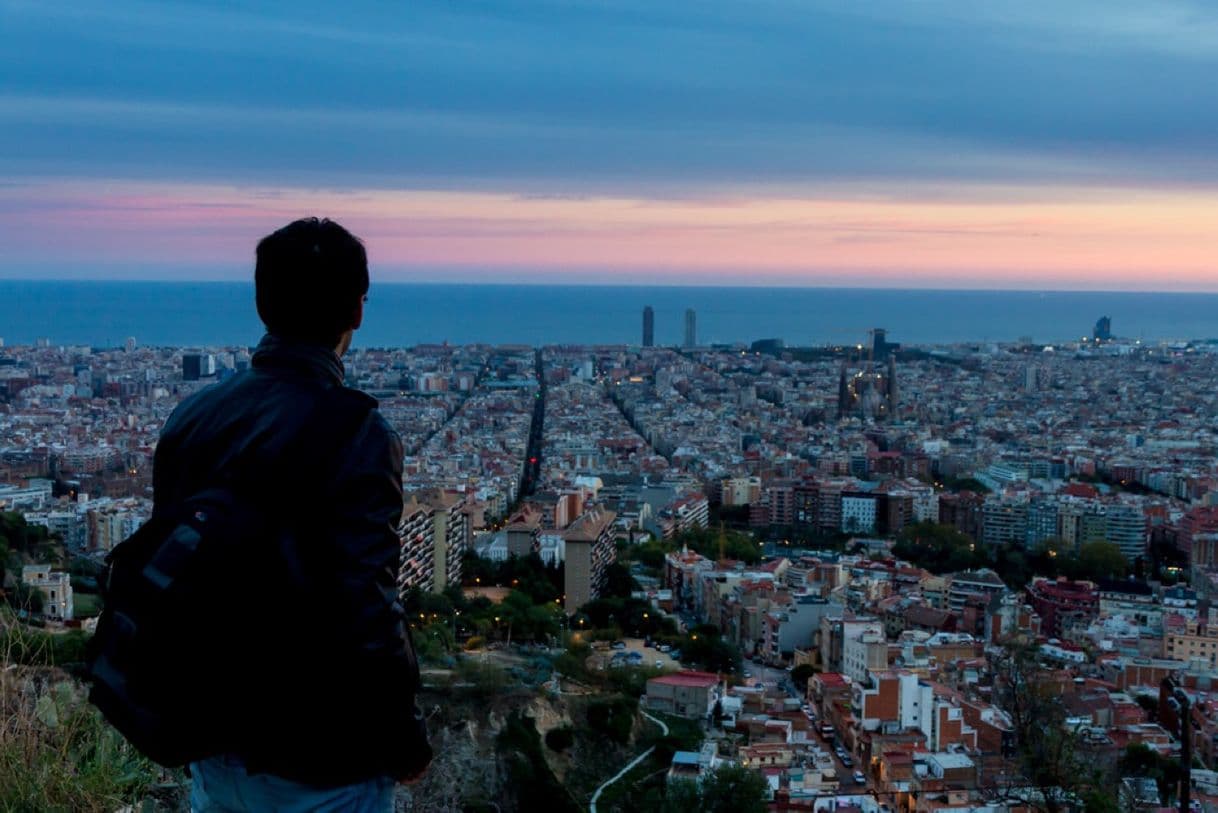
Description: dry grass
0,613,182,812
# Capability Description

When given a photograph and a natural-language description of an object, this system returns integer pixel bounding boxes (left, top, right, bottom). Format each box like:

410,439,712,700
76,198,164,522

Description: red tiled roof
650,670,720,688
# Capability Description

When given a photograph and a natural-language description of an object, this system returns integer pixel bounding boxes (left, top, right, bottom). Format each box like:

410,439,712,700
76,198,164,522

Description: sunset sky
3,1,1218,290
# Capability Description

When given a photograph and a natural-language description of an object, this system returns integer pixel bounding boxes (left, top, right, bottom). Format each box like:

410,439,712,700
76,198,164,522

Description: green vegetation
762,527,852,551
657,763,769,813
72,592,102,619
892,522,987,574
647,714,704,766
893,522,1130,588
604,665,668,697
579,594,678,639
991,642,1115,813
544,725,575,752
0,620,90,671
1117,743,1184,807
0,511,65,612
0,511,62,576
496,710,580,813
6,581,44,614
587,712,705,812
621,528,763,577
0,615,172,811
460,550,564,603
404,579,567,662
790,663,815,689
587,695,638,745
678,624,742,674
939,475,991,494
452,659,511,698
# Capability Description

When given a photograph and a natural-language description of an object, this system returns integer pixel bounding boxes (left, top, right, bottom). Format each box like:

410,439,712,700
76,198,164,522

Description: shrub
587,695,638,745
544,725,575,752
0,617,174,810
496,711,579,812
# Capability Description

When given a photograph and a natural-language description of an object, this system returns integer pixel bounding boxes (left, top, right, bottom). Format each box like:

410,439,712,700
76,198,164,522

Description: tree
1073,541,1129,582
986,643,1114,813
790,664,815,691
8,582,44,615
603,562,636,599
496,711,580,813
1118,743,1183,807
892,522,985,574
544,726,574,752
586,695,637,745
681,627,741,674
665,763,767,813
667,527,763,565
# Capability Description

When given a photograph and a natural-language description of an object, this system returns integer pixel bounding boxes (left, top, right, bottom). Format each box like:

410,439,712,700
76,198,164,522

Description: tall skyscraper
182,353,202,381
1094,316,1112,341
887,354,899,416
837,364,851,419
642,306,654,347
684,308,697,348
872,328,888,360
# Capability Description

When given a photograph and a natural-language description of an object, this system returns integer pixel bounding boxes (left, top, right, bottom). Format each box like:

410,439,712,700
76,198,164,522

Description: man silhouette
152,218,429,811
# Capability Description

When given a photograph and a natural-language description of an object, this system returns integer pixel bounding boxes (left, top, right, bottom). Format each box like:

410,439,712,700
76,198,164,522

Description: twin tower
642,306,697,348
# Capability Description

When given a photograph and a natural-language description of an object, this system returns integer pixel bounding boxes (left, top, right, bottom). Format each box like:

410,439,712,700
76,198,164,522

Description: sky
3,0,1218,290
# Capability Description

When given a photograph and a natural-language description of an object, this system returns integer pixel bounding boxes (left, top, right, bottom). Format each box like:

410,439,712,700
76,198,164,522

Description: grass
72,592,102,619
0,612,179,812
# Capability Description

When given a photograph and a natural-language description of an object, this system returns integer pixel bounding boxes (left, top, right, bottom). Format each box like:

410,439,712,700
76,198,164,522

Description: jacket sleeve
326,412,424,758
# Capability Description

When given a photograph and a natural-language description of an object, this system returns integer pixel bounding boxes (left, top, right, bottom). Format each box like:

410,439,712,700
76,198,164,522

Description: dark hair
254,217,369,346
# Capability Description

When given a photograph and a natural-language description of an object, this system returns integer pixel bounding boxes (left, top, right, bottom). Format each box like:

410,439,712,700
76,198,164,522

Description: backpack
87,400,373,768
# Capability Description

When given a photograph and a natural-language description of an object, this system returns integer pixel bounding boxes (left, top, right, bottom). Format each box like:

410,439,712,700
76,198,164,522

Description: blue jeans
190,755,395,813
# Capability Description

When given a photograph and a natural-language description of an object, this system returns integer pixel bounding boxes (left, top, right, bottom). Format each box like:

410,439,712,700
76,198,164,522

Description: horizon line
3,276,1218,297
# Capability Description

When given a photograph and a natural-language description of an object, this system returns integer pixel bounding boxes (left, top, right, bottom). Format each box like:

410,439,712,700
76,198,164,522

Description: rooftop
650,670,721,688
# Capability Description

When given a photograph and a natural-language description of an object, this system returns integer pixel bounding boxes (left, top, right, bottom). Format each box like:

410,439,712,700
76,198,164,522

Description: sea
0,281,1215,349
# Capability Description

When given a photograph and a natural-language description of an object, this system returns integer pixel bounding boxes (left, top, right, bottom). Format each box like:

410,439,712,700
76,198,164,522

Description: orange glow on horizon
2,179,1217,290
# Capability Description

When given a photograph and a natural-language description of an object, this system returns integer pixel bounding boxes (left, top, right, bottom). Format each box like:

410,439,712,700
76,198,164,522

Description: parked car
611,641,627,650
853,771,866,785
840,755,854,768
655,659,664,668
658,644,671,653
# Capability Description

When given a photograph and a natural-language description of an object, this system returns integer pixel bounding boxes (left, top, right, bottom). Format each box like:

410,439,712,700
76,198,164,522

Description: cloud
3,0,1218,193
4,0,1218,287
2,179,1217,291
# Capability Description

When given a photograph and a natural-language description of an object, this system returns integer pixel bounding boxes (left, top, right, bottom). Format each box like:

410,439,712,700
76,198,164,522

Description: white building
0,480,54,511
841,619,886,683
22,564,73,621
840,496,877,534
538,531,565,566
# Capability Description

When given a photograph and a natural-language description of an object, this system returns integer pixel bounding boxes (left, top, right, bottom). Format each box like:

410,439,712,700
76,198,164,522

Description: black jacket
153,334,426,786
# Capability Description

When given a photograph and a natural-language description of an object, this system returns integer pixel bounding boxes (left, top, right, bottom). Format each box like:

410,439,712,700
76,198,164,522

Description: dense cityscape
3,308,1218,811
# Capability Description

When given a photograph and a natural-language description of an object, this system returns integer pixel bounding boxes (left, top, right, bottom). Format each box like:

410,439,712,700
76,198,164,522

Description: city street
743,659,869,791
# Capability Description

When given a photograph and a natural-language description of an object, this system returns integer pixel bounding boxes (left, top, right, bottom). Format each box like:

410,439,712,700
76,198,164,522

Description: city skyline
4,2,1218,291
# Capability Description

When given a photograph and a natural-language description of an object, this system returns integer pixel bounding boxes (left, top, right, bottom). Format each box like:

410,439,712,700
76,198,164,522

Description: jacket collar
251,333,345,387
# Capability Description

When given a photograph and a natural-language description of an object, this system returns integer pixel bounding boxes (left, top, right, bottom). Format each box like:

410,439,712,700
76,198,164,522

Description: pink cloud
2,179,1217,290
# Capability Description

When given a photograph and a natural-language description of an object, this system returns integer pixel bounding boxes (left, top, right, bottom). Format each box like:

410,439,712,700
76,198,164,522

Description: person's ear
351,296,365,330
